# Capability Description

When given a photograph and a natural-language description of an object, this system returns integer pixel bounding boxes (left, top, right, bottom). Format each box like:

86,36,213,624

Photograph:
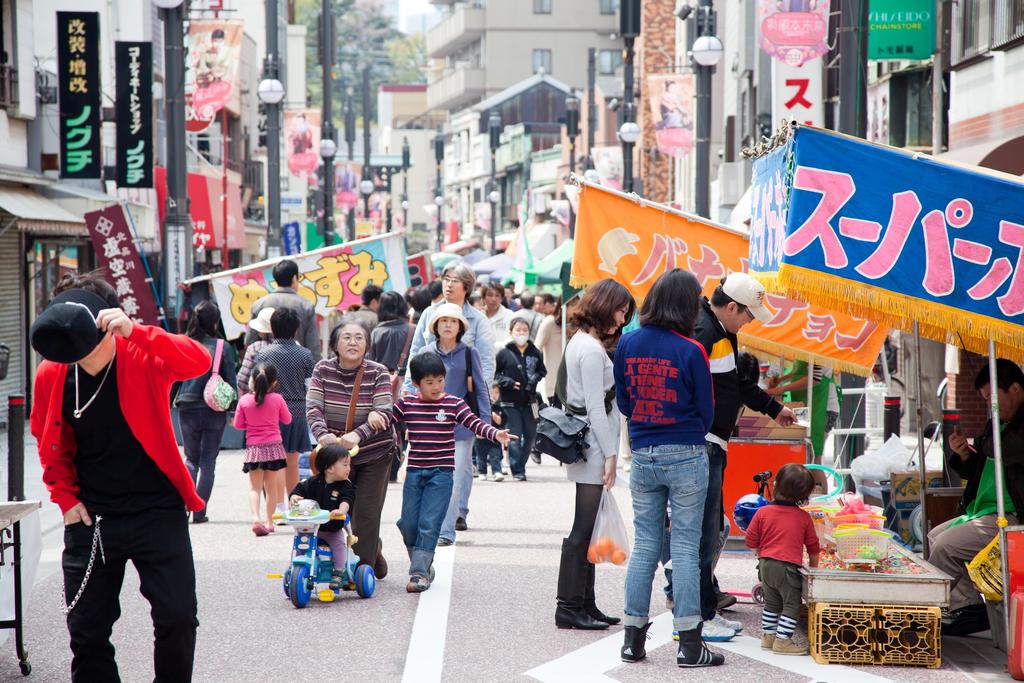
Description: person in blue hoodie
613,269,723,669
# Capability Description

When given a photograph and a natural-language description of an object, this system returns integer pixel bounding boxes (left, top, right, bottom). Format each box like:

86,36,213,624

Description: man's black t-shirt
290,475,356,532
63,357,182,515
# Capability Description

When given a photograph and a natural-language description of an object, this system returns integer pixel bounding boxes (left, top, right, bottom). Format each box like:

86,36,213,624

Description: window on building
952,0,992,63
600,0,619,14
533,0,552,14
533,49,552,75
598,49,622,75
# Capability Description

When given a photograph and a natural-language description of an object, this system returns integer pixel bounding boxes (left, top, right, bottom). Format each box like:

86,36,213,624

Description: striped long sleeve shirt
393,394,499,470
306,359,396,463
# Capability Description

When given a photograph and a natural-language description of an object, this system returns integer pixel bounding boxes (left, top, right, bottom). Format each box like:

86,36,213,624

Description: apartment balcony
427,65,486,112
426,4,485,58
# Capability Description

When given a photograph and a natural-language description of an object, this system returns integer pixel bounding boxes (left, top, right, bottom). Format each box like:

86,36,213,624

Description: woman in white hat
237,307,275,396
417,302,492,547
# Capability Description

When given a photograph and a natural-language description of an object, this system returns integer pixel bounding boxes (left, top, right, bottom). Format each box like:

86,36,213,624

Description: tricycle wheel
289,564,312,608
751,583,764,605
282,568,292,598
19,661,30,676
355,564,376,598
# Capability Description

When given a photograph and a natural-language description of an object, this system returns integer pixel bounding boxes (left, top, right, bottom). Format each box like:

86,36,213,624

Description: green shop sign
869,0,934,60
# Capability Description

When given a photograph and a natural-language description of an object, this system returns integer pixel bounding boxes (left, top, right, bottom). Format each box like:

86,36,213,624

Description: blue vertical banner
282,221,302,255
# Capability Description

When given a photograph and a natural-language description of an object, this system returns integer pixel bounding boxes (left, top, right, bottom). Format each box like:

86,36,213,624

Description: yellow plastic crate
808,602,942,668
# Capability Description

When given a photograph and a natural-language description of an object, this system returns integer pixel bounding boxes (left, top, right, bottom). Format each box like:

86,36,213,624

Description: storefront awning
0,186,86,236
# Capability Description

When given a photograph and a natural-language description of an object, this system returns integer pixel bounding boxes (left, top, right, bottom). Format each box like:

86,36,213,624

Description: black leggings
568,483,604,544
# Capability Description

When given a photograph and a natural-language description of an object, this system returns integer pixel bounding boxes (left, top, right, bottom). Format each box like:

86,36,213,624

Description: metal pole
806,361,815,456
161,3,190,331
694,0,714,218
987,338,1011,645
321,0,336,246
362,66,372,221
839,0,869,137
914,322,930,558
346,95,356,241
586,48,596,168
622,37,635,193
7,395,24,501
931,0,944,155
568,138,576,238
490,150,497,253
265,0,282,257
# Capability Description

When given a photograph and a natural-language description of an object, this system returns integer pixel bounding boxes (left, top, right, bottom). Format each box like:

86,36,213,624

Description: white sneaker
493,472,505,482
713,613,742,633
475,473,486,480
701,617,736,642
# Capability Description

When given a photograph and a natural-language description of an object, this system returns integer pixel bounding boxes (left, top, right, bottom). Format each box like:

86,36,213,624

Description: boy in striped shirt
350,352,511,592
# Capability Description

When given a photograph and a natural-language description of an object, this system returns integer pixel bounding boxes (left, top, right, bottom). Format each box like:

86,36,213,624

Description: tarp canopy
571,180,888,376
521,238,574,285
748,124,1024,361
473,252,514,281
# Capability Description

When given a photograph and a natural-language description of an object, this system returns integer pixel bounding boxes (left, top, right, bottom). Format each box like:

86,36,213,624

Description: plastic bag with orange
587,489,631,565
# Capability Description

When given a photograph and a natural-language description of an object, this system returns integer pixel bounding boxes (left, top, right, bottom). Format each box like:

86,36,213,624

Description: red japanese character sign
85,204,160,326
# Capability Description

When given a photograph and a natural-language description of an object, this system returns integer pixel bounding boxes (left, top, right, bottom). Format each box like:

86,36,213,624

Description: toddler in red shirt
744,463,820,656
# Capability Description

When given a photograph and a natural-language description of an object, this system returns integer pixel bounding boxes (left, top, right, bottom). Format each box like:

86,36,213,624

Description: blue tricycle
272,500,376,608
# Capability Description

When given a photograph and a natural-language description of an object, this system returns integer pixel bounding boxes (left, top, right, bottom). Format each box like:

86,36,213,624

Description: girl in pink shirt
234,364,291,536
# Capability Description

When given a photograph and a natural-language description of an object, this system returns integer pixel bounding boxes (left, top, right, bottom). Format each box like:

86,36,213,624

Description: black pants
62,507,197,683
698,442,727,620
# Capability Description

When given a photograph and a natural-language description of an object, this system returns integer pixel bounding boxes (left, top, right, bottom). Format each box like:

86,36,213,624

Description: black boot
677,624,725,667
585,560,621,625
555,539,609,630
621,622,652,663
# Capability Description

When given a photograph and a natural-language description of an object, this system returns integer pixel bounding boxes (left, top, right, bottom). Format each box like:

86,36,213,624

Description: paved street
0,445,1009,682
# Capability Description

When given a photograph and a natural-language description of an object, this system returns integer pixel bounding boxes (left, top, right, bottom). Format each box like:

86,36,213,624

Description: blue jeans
439,439,475,542
699,442,727,620
397,467,453,577
503,404,537,477
624,444,709,632
475,438,503,476
178,405,227,520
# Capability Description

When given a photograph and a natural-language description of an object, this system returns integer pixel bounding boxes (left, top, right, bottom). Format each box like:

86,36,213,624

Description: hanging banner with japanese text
759,0,831,67
85,204,161,326
185,20,243,132
572,182,887,374
648,74,694,158
748,125,1024,360
187,233,410,339
115,42,153,188
58,12,102,179
407,252,433,289
284,109,321,179
282,221,302,255
772,57,823,127
335,161,362,211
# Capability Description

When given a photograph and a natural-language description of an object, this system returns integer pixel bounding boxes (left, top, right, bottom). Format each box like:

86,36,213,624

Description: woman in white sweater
555,279,636,631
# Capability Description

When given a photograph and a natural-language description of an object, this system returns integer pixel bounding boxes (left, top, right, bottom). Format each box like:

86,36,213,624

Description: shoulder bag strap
396,323,415,374
345,365,366,434
211,339,224,378
464,346,474,394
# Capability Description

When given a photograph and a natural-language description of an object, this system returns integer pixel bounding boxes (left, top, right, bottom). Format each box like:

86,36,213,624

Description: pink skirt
244,442,287,465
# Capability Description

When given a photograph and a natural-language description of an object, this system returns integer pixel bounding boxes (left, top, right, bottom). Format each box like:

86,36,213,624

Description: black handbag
535,406,588,464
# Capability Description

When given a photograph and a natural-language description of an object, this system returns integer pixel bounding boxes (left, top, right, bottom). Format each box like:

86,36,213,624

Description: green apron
947,456,1016,529
784,360,837,458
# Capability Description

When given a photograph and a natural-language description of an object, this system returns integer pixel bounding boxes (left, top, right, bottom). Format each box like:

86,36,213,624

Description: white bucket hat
249,306,276,334
430,302,469,337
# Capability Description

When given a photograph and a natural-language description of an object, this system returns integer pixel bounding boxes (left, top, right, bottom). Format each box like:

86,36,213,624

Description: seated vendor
930,359,1024,636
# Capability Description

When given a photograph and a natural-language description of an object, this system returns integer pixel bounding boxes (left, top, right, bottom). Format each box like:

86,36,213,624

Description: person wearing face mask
495,317,547,481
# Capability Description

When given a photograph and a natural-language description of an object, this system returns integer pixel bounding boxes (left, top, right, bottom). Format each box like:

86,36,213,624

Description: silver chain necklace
73,348,115,419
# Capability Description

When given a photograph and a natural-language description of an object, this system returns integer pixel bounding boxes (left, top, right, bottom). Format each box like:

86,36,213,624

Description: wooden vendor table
0,501,40,677
724,438,809,537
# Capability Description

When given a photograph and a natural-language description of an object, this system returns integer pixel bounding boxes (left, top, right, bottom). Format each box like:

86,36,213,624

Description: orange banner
571,182,888,375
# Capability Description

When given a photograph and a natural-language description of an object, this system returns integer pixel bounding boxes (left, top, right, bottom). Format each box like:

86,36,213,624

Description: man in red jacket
29,271,210,683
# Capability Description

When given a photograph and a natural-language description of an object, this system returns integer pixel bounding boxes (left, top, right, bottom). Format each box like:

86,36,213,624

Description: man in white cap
690,272,797,641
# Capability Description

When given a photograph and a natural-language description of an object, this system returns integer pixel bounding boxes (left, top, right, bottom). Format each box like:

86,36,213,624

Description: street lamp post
565,93,579,238
362,66,372,222
157,0,190,331
691,2,723,218
258,0,284,259
360,178,374,235
619,0,641,192
321,0,336,244
487,111,501,254
434,126,444,252
401,137,410,230
345,95,356,241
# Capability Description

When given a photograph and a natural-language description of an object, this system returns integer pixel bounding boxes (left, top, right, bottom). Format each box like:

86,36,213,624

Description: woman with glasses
307,315,397,578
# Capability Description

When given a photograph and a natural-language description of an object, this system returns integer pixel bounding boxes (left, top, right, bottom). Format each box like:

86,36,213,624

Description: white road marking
525,611,897,683
401,545,456,683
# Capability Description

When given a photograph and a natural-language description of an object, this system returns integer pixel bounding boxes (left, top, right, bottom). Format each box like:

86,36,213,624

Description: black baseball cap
30,289,110,364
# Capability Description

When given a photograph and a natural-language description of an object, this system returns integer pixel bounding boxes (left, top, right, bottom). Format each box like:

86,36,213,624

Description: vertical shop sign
85,204,161,325
115,42,154,188
772,57,824,127
58,12,102,179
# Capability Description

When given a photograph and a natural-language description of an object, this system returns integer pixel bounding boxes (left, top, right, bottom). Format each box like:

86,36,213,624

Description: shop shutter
0,229,23,421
